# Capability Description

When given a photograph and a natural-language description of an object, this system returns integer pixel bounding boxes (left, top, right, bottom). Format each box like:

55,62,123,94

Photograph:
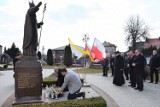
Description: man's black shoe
139,89,143,91
154,82,158,84
82,92,85,99
131,85,136,88
148,81,153,83
134,87,140,90
128,85,132,87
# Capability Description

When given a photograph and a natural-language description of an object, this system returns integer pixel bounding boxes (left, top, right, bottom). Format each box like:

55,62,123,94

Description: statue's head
29,0,35,7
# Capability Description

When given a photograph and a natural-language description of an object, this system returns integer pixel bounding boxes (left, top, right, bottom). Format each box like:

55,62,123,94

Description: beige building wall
0,45,2,55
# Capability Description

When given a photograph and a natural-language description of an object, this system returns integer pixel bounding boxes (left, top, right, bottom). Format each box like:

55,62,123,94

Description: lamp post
82,34,90,67
82,34,90,82
82,34,90,46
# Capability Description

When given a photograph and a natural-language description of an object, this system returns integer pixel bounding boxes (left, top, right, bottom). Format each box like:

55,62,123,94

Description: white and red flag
91,38,106,60
85,43,95,62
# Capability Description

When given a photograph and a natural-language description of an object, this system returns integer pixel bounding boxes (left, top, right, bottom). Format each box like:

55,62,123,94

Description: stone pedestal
13,56,43,105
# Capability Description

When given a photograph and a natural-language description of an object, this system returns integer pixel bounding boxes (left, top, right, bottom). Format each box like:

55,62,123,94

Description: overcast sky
1,0,160,53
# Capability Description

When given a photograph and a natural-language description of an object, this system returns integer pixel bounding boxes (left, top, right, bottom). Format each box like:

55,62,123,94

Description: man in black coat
149,50,160,84
124,52,130,80
110,54,115,77
128,50,136,88
54,67,64,87
101,57,109,76
113,51,125,86
132,49,145,91
54,67,68,91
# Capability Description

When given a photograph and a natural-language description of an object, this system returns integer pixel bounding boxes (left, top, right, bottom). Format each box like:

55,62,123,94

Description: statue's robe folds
23,5,40,56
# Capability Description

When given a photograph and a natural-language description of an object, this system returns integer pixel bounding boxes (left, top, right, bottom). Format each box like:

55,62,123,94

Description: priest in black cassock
113,51,125,86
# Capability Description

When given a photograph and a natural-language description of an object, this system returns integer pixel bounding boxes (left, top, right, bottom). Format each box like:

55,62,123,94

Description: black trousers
67,88,83,100
110,65,114,76
124,67,129,79
150,69,159,83
130,70,136,87
136,73,143,90
103,66,108,76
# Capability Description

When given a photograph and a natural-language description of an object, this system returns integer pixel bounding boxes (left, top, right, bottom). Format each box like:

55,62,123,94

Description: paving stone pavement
0,69,53,107
86,73,160,107
1,69,160,107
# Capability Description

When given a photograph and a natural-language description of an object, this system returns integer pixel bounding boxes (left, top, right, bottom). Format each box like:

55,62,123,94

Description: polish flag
91,38,106,60
85,43,95,62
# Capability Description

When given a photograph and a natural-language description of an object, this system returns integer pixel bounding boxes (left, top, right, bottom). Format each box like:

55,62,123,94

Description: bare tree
124,15,150,50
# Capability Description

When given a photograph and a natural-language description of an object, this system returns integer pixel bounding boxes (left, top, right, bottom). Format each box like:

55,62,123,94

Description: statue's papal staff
38,3,47,51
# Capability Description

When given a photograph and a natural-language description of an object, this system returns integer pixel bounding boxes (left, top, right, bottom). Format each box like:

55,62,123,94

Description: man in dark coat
23,1,43,56
113,51,125,86
132,49,145,91
128,50,136,88
124,52,130,80
149,50,160,84
110,54,115,76
54,67,64,87
101,57,109,76
54,67,68,91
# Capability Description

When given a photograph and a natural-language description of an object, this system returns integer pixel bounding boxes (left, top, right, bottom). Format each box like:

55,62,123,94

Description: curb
90,84,119,107
2,84,119,107
1,93,14,107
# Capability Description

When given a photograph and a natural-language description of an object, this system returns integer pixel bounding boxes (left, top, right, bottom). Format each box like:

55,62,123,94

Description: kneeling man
60,68,85,100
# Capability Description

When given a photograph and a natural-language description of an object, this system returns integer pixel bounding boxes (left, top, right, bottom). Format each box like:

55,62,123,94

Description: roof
52,45,84,51
103,41,116,47
145,37,160,45
52,46,66,51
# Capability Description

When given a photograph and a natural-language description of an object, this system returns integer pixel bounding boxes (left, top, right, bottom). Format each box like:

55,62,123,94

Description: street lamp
82,34,90,45
82,34,90,82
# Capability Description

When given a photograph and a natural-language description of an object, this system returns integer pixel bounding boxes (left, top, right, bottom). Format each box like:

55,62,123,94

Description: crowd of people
101,49,160,91
52,49,159,100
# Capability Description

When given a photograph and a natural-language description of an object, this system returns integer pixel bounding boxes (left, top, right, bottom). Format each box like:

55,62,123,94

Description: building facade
132,37,160,50
0,45,2,55
102,41,116,56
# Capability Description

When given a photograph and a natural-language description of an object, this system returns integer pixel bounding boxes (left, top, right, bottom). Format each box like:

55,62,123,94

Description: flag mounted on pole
68,38,86,59
85,43,95,62
91,38,106,60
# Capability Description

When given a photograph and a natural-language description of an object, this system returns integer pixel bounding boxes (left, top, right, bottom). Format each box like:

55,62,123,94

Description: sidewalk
1,70,160,107
0,69,53,107
86,73,160,107
0,69,100,107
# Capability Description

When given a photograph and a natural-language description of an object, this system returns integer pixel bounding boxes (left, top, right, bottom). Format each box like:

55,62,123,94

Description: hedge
13,97,106,107
42,75,84,87
42,76,57,87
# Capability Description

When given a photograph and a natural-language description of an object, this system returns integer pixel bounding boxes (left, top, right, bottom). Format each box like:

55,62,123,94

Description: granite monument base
13,56,43,105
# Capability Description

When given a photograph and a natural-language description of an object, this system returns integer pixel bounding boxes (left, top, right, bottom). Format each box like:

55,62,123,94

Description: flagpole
82,34,90,83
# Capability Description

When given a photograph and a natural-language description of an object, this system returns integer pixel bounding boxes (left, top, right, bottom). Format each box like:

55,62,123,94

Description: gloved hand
37,1,42,7
39,21,44,25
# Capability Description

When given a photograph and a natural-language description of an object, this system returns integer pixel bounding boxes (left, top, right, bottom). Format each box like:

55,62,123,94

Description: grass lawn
42,65,66,69
0,67,13,71
73,68,103,74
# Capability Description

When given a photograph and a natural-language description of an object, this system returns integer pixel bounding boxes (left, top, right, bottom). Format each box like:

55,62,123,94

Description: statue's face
29,2,35,8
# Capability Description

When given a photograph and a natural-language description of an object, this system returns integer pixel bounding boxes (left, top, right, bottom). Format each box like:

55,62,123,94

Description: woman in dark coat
113,51,125,86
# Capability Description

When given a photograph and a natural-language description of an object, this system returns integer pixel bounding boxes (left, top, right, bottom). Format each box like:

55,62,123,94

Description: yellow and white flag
68,38,86,59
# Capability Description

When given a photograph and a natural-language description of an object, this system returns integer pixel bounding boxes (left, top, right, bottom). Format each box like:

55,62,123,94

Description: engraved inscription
17,72,39,89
